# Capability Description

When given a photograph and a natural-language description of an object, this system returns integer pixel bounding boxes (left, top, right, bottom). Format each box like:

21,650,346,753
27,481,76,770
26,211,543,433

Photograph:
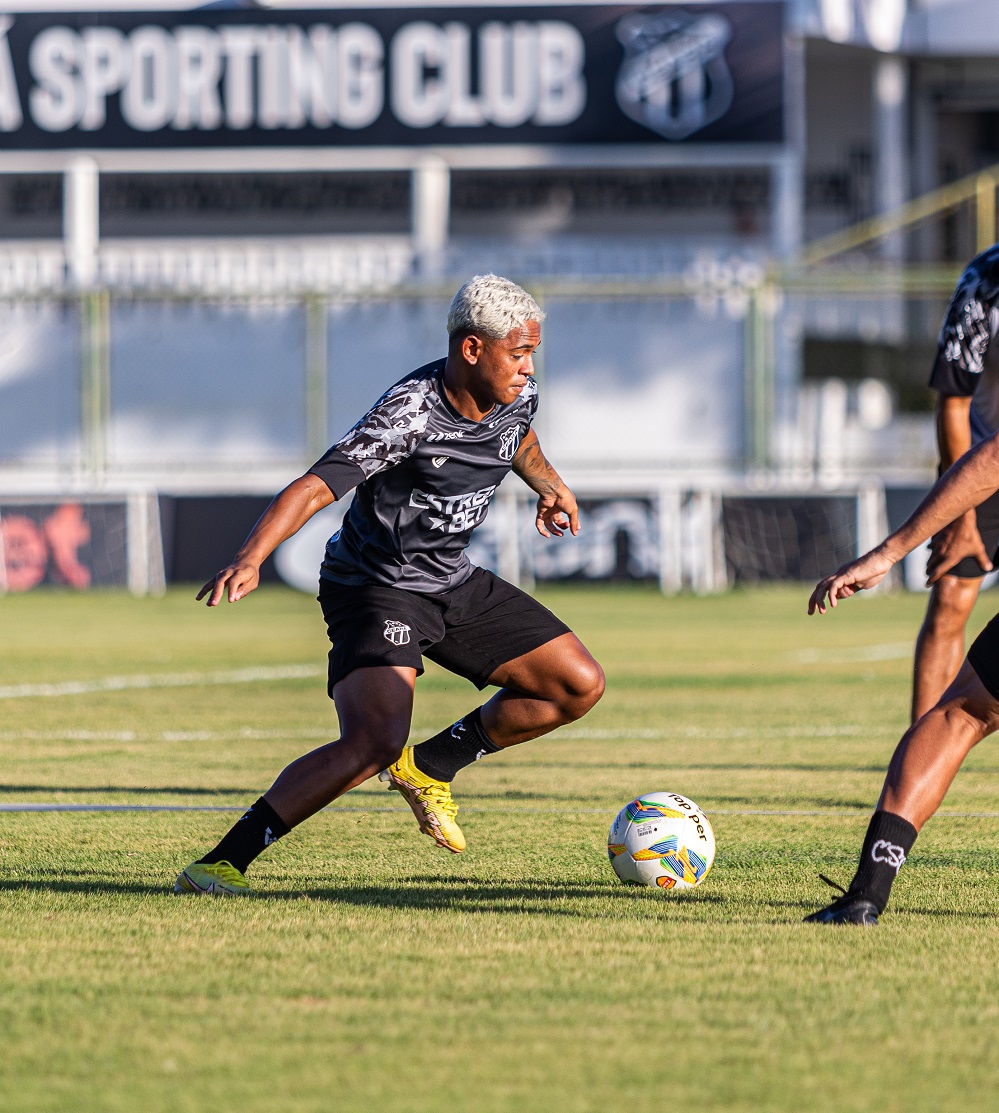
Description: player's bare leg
911,575,981,721
480,633,606,745
807,660,999,924
384,633,604,852
884,660,999,828
264,665,416,825
176,666,415,893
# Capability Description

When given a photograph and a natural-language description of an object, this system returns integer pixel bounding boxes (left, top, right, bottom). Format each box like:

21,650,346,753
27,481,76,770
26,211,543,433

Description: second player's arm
926,393,991,580
197,473,335,606
809,432,999,613
511,428,579,538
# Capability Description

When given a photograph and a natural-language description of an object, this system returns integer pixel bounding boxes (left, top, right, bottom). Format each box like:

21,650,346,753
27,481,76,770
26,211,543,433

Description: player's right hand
196,562,260,606
808,549,895,615
926,511,991,584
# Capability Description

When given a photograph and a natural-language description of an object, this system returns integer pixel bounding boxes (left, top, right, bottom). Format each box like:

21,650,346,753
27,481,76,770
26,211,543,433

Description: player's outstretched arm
925,394,990,582
511,428,579,538
809,432,999,615
197,474,336,606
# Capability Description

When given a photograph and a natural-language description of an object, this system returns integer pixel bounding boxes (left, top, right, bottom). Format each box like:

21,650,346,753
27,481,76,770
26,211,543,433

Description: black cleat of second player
804,894,879,925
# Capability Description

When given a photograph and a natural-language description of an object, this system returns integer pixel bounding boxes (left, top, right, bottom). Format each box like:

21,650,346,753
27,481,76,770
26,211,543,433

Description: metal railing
9,149,996,490
0,236,414,297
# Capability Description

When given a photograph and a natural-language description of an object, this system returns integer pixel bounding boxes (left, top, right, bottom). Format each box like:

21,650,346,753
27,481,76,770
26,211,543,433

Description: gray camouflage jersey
309,359,538,593
930,244,999,442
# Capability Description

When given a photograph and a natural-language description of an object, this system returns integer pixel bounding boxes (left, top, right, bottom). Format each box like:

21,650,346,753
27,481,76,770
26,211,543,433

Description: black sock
197,797,291,874
411,707,501,782
845,809,918,913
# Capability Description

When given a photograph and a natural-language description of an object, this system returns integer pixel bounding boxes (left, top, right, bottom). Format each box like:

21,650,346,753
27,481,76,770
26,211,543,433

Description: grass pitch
3,584,999,1112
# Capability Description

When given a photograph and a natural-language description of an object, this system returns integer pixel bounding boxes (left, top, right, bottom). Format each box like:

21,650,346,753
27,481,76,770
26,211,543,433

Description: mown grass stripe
5,803,999,818
0,664,324,700
0,724,874,742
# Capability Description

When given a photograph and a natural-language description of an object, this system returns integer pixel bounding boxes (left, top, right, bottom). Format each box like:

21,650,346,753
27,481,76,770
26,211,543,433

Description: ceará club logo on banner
0,16,587,134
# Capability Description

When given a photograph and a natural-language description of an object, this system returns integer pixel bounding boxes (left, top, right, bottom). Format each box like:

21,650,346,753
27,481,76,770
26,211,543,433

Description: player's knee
557,657,606,720
925,604,969,639
935,703,992,750
926,580,978,637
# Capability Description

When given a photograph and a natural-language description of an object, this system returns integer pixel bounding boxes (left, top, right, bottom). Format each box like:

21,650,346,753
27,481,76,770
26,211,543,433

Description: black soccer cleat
804,874,879,925
804,894,879,925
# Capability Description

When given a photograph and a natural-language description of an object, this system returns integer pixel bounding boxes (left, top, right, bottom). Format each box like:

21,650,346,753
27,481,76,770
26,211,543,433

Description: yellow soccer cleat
379,748,466,853
174,860,253,897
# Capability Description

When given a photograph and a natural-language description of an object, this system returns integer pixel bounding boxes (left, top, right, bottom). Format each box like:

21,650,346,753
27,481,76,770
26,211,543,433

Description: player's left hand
808,549,895,615
925,510,992,583
196,561,261,606
535,486,580,539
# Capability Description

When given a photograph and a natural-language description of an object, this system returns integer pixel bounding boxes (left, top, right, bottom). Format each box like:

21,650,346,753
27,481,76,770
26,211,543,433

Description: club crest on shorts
498,426,520,461
383,619,411,646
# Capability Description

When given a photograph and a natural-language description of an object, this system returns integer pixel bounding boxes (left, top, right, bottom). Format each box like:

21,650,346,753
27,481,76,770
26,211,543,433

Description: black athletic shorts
945,488,999,579
317,567,571,693
968,613,999,699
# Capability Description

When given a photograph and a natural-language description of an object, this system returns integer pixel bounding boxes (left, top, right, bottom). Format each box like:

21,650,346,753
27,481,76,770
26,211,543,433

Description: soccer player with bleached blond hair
175,274,605,895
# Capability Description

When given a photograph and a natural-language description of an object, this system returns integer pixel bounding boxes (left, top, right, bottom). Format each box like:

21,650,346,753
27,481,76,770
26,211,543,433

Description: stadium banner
526,496,661,582
0,499,128,591
271,494,661,591
0,4,784,150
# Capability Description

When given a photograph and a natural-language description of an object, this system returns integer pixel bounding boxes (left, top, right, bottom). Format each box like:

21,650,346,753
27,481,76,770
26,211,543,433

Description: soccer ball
607,792,715,890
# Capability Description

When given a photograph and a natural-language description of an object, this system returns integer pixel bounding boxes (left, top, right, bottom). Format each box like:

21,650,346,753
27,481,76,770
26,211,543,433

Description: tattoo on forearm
513,435,561,496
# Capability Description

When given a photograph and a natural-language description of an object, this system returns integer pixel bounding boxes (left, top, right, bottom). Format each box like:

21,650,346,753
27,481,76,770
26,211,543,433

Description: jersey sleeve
522,379,539,427
308,377,434,499
929,260,999,396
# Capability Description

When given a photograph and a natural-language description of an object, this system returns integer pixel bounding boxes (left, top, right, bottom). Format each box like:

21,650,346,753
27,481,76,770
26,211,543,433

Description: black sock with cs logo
846,809,918,913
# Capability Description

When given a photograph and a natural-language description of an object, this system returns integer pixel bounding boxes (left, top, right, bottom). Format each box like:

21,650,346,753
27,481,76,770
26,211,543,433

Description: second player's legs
264,665,417,827
884,659,999,830
480,632,606,747
911,575,981,721
805,657,999,922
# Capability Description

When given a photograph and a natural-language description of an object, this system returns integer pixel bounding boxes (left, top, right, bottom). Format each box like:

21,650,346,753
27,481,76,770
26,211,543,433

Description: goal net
721,495,859,585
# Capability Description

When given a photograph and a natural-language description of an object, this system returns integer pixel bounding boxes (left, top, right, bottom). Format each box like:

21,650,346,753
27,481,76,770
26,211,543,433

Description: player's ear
461,334,485,364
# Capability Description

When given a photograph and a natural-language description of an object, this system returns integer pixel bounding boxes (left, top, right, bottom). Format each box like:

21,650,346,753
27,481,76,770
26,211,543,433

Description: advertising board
0,4,784,149
0,499,128,591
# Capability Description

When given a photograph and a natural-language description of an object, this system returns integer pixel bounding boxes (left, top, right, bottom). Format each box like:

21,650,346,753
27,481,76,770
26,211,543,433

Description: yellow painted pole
81,289,110,480
977,172,997,253
305,295,328,462
798,160,999,268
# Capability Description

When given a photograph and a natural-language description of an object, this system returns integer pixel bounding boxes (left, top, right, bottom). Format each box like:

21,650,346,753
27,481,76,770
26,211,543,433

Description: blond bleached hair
446,274,546,340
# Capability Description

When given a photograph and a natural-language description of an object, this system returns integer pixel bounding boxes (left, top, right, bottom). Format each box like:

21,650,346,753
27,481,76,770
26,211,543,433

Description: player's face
465,320,540,406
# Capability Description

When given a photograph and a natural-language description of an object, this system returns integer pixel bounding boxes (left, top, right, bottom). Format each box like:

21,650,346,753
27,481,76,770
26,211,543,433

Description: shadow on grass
0,871,726,915
767,895,999,922
891,905,999,920
706,795,873,810
266,874,729,915
0,876,166,898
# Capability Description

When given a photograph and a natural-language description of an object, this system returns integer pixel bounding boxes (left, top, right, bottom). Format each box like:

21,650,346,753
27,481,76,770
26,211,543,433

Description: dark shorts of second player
969,614,999,700
317,567,572,694
944,488,999,578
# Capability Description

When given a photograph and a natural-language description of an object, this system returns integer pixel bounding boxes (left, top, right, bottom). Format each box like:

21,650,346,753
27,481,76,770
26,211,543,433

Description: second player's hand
196,561,261,606
808,549,895,615
926,511,991,584
535,487,580,539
